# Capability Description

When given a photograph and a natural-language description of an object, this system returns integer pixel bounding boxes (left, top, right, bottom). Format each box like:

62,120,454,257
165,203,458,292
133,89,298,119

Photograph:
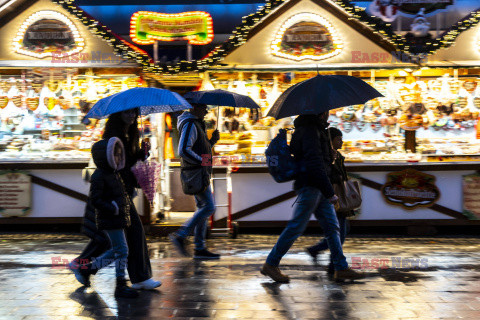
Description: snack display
0,72,147,163
202,72,480,165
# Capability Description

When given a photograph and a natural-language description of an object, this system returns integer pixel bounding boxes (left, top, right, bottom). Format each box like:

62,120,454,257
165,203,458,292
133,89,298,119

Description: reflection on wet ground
0,234,479,319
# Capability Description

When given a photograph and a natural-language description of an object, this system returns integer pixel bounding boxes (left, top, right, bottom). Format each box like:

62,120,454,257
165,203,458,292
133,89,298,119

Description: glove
210,129,220,145
329,195,339,205
111,201,119,215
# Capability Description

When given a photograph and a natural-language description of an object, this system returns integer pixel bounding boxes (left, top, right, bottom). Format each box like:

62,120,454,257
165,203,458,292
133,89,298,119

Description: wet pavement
0,233,479,319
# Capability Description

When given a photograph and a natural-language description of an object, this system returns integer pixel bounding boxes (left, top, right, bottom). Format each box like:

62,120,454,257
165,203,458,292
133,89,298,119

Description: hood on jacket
91,137,125,171
294,114,329,130
177,111,198,131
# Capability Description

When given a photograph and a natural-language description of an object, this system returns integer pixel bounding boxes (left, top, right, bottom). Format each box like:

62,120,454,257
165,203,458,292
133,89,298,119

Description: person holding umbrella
169,89,260,258
71,88,191,291
261,75,382,282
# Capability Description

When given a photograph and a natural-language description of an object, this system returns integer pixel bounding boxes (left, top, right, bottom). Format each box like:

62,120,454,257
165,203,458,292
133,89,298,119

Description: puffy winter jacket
290,114,335,198
177,111,218,173
90,137,131,230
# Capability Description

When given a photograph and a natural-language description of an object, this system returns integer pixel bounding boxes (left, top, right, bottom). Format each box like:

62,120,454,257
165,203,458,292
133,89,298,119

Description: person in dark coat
169,103,221,259
261,112,364,283
71,108,160,291
72,137,138,298
306,127,353,274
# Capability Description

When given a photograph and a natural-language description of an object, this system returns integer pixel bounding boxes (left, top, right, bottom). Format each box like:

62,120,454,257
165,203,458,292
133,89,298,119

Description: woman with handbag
305,127,361,275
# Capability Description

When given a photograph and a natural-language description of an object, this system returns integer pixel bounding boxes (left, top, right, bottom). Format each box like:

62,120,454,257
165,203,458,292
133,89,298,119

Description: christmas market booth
153,0,480,231
0,0,161,223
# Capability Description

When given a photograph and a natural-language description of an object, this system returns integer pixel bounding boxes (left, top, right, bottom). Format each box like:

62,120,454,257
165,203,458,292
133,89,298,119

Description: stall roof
0,0,153,68
149,0,480,76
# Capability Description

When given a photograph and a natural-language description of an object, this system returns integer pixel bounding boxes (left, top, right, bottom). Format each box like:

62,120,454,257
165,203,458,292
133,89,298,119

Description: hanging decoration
367,0,399,23
271,13,342,61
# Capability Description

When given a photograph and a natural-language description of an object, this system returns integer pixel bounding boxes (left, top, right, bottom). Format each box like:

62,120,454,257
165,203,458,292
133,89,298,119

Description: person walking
260,112,364,283
305,127,353,275
73,137,138,298
71,109,161,290
169,103,221,259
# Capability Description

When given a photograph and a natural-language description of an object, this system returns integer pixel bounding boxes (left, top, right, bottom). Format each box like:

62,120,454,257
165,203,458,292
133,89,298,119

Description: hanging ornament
410,8,431,37
0,96,8,109
367,0,399,23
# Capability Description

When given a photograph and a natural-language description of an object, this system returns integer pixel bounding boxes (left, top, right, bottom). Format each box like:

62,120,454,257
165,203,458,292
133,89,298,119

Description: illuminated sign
381,169,440,210
12,11,84,59
130,11,214,45
271,13,342,61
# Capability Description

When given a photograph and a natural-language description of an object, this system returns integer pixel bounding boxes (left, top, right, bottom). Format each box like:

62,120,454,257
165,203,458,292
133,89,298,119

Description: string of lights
52,0,480,75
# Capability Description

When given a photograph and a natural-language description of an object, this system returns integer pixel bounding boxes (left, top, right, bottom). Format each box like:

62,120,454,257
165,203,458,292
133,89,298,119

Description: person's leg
104,229,129,279
313,197,348,271
176,186,215,248
327,217,347,270
307,237,329,254
73,237,110,275
266,187,321,267
192,187,215,251
125,204,153,284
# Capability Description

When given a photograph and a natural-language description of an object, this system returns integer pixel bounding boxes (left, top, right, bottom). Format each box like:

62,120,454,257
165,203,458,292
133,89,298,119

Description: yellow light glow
12,10,85,59
270,12,343,61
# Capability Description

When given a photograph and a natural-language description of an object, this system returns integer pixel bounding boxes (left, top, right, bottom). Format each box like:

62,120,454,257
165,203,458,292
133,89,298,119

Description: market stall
0,0,157,222
159,0,480,228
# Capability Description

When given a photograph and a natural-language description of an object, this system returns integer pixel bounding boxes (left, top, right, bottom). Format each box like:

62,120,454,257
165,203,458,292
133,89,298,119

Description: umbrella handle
216,105,220,130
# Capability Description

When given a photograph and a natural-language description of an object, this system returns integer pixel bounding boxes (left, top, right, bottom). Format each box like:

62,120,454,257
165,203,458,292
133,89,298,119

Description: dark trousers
76,204,152,284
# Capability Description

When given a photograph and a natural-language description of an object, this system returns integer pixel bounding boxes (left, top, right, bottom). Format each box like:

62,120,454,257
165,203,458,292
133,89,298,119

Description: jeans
266,186,348,271
92,229,128,278
308,218,349,266
177,186,215,250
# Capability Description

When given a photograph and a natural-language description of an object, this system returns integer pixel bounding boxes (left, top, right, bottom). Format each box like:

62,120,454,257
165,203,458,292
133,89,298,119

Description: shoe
305,247,320,262
69,261,91,287
169,233,190,257
260,263,290,283
334,267,366,281
194,249,220,259
327,263,335,275
115,277,139,298
131,278,162,290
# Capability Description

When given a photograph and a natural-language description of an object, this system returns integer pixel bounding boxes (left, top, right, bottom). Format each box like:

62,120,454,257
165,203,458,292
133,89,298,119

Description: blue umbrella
183,89,260,109
267,75,383,120
84,87,192,120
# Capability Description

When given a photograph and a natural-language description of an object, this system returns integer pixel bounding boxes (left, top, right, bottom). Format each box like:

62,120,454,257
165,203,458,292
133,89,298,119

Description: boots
115,277,139,298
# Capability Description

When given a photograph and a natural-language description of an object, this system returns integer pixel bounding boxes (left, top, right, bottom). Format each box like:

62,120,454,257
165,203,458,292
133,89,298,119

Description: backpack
265,129,298,183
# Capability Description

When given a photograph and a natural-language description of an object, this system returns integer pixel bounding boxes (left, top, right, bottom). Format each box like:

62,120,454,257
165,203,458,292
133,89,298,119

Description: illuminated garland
423,8,480,54
51,0,156,73
153,0,408,74
332,1,480,55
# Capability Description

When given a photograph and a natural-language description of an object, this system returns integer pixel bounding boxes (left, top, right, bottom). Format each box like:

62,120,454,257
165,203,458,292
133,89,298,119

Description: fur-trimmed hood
91,137,125,171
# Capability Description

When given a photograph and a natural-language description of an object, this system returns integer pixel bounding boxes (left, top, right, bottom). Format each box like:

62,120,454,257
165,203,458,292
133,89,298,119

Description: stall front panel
211,163,478,227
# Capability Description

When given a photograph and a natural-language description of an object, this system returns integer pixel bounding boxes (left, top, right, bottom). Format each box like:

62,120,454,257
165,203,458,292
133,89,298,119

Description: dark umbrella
183,89,260,129
183,89,260,109
266,75,383,120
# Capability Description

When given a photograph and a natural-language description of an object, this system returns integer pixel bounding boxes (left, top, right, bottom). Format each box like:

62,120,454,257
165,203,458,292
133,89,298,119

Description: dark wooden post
405,130,416,153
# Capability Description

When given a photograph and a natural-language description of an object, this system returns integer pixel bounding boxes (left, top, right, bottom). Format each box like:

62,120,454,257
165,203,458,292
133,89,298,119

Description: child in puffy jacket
72,137,138,298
